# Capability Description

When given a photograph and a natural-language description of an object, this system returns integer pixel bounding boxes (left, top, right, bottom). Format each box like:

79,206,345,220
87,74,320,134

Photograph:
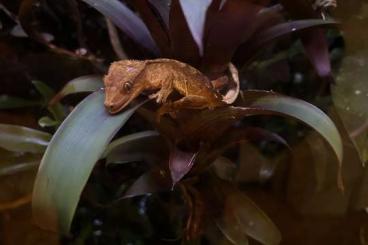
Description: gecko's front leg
149,79,173,104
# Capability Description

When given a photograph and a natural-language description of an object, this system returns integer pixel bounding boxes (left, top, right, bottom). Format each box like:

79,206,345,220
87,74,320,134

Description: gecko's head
104,60,146,114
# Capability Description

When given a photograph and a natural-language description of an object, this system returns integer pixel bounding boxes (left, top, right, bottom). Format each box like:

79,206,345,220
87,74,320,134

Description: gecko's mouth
104,98,130,114
104,88,143,114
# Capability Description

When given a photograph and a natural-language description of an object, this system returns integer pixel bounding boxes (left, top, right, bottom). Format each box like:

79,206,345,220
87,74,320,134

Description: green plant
0,0,347,244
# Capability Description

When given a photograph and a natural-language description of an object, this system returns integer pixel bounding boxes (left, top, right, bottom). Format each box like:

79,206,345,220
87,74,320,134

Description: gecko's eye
122,81,133,93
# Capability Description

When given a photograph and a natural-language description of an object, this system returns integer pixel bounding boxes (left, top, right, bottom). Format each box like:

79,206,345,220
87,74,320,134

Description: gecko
103,58,235,116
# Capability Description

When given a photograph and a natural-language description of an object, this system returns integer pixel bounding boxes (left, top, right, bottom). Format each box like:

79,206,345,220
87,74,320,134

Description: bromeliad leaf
225,192,281,245
178,0,212,55
133,0,171,55
0,124,51,153
50,75,103,104
169,0,200,66
239,19,338,64
203,0,266,76
122,166,172,199
169,146,197,185
0,95,42,109
148,0,171,28
81,0,159,54
244,92,344,190
32,80,66,121
246,94,342,162
32,91,144,233
103,130,165,165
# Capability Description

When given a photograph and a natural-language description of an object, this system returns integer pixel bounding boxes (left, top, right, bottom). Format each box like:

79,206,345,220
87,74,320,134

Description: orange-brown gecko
104,59,237,116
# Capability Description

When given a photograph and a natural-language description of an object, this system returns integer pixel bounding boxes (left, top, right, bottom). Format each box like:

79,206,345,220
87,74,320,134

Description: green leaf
247,94,343,189
0,95,41,109
226,192,281,245
215,210,249,245
32,80,66,120
32,91,143,233
32,80,55,102
38,116,60,128
51,75,103,104
103,130,163,165
0,124,52,153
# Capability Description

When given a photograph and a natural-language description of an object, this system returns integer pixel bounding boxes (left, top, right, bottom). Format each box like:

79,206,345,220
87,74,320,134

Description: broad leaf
169,0,200,66
215,205,250,245
32,80,66,121
245,93,344,189
81,0,159,54
148,0,171,28
169,146,197,185
178,0,212,55
202,0,267,76
122,166,172,199
32,91,143,233
133,0,171,55
226,192,281,245
0,124,51,153
103,130,165,165
239,19,337,64
300,28,334,82
50,75,103,104
246,94,343,163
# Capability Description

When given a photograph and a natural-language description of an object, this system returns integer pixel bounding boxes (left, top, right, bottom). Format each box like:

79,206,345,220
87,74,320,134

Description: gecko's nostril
104,102,115,112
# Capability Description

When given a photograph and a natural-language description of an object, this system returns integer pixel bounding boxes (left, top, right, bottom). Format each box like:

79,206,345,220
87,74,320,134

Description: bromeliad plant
28,0,344,244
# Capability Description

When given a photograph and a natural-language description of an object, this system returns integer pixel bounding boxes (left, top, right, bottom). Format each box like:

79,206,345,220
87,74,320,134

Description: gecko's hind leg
158,95,209,117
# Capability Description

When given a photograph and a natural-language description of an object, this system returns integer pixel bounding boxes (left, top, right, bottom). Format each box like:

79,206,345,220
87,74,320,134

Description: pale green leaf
32,91,143,233
103,130,163,165
51,75,103,104
0,124,51,153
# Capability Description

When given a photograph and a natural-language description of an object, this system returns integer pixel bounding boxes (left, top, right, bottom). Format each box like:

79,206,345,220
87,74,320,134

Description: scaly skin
104,59,225,116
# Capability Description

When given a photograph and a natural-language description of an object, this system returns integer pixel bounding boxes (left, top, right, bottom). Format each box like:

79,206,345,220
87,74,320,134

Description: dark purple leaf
148,0,171,28
239,19,338,64
279,0,336,82
132,0,171,56
300,28,334,82
81,0,159,54
279,0,316,19
169,146,197,185
169,0,200,66
178,0,212,55
18,0,48,45
202,0,269,78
